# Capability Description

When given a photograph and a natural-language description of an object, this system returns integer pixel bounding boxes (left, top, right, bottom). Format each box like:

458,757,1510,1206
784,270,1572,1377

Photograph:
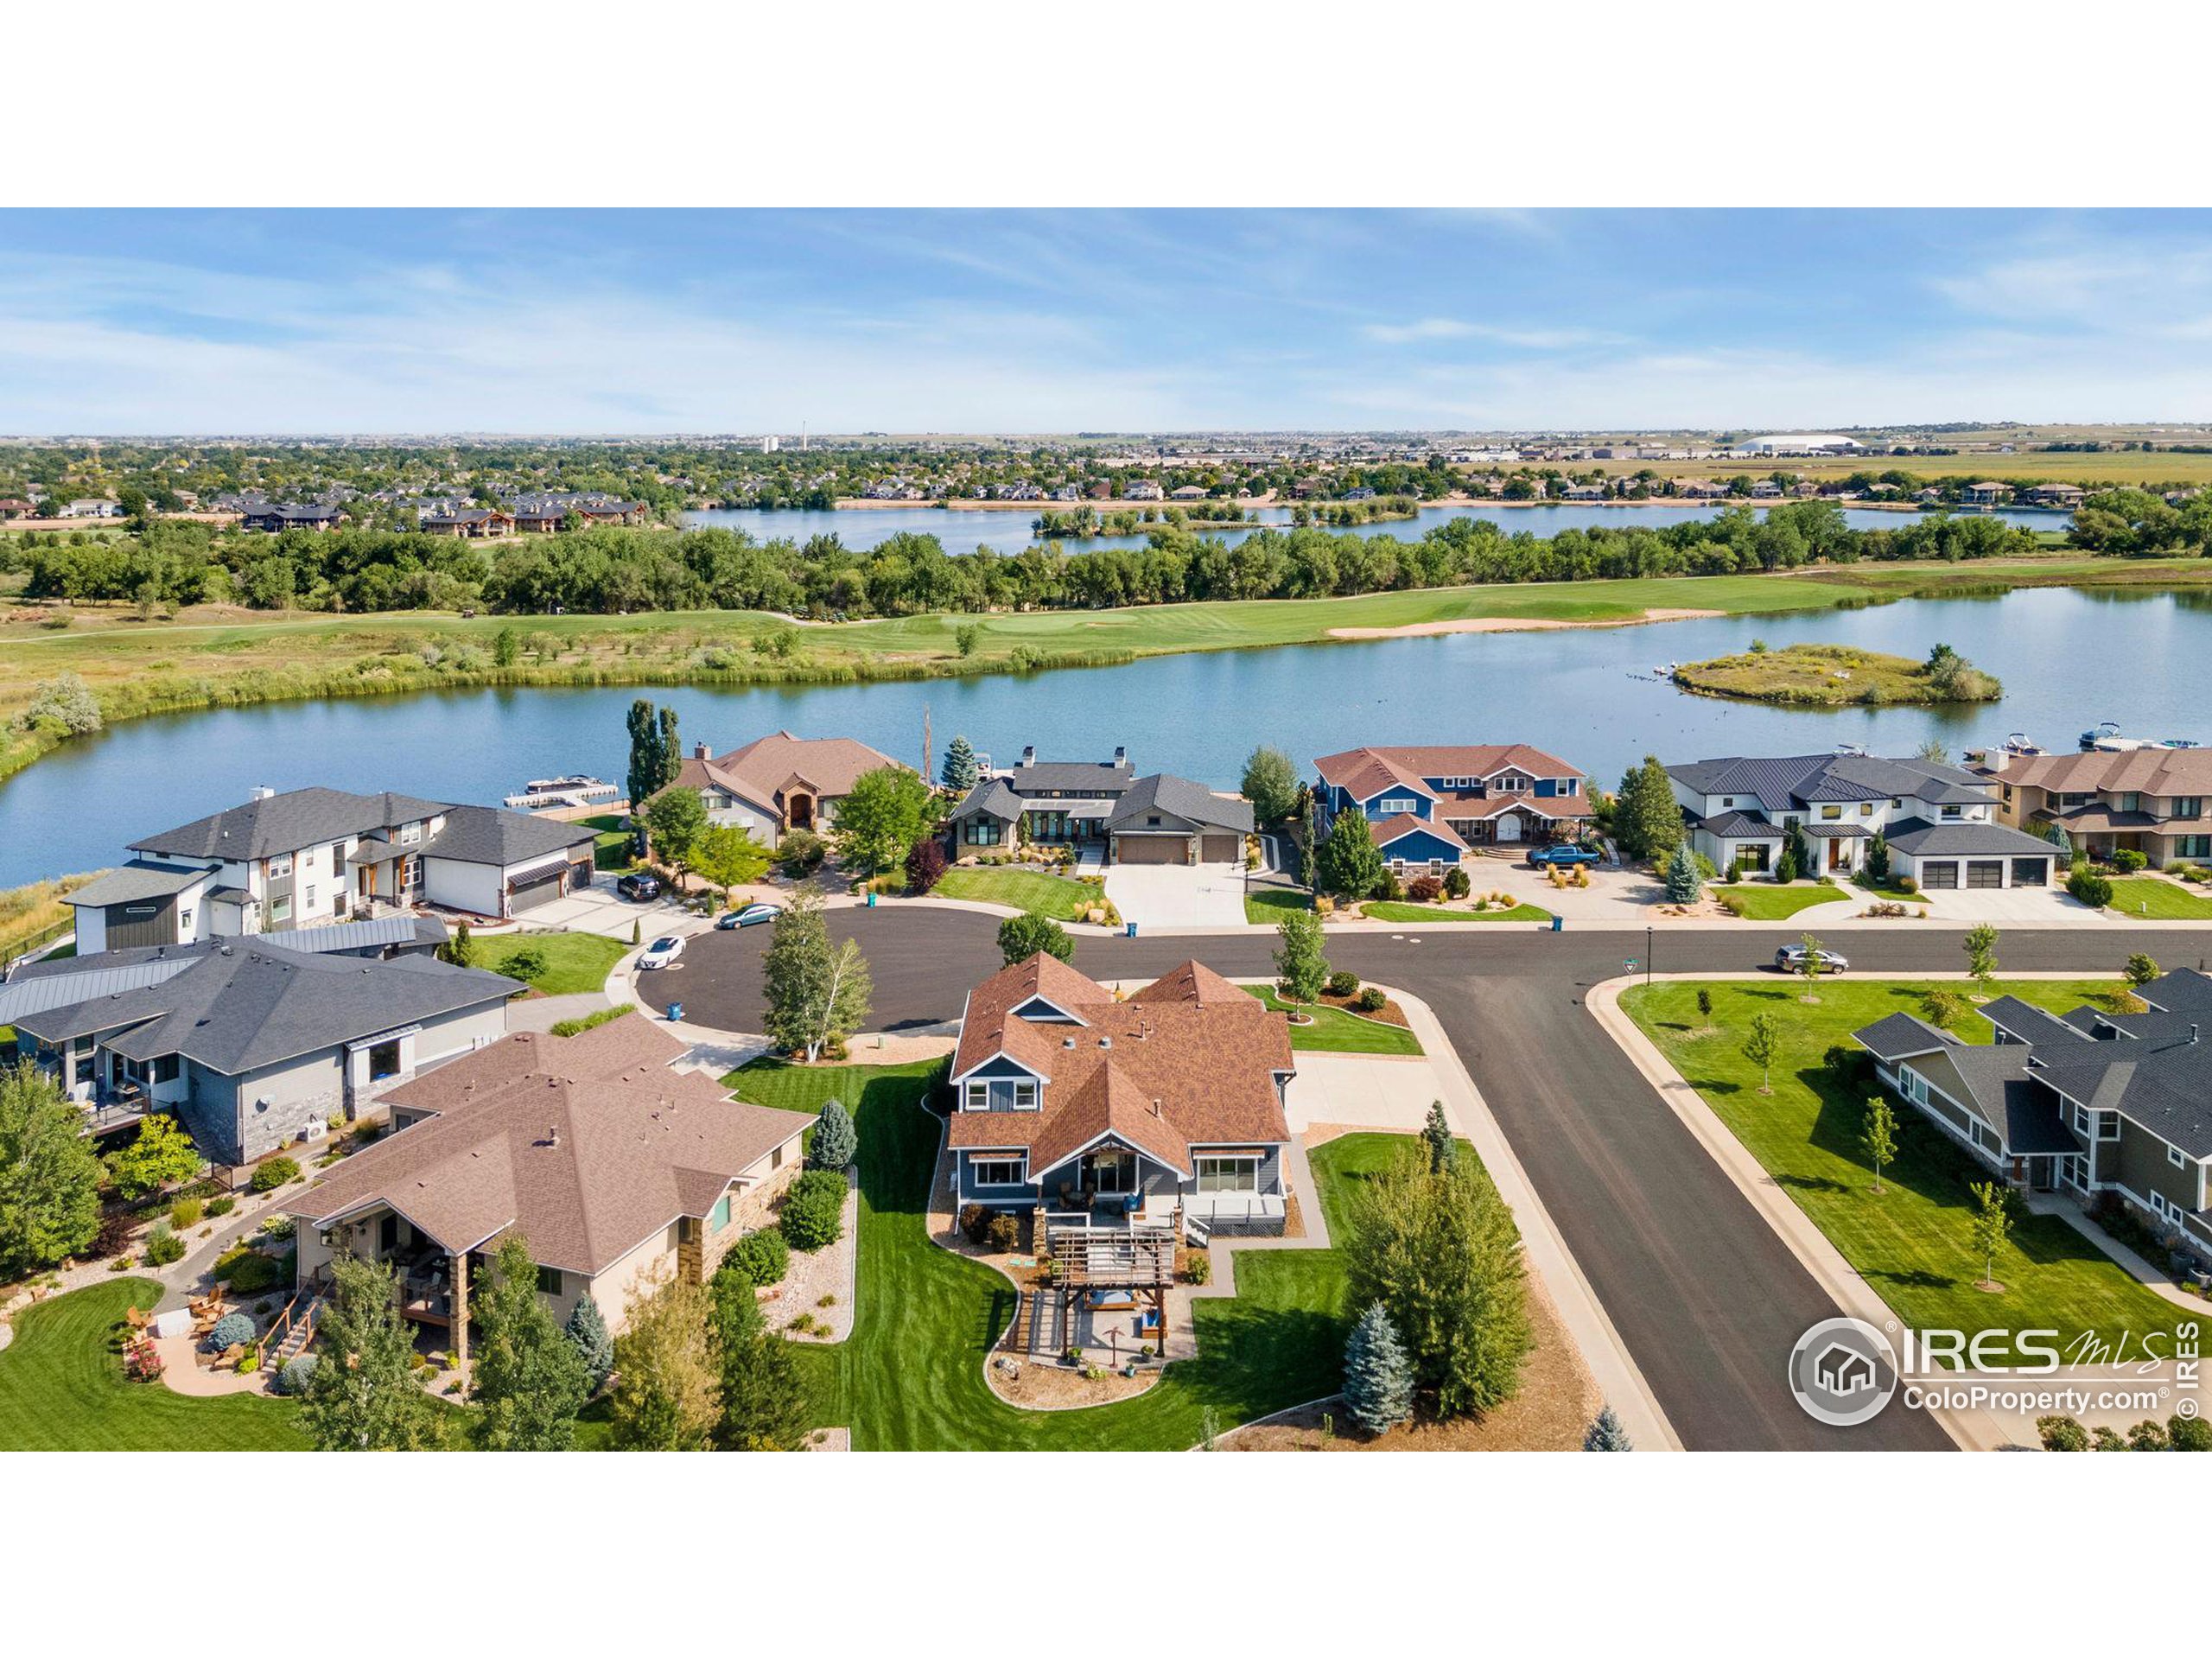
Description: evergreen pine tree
940,734,981,792
566,1295,615,1394
1341,1301,1415,1437
1584,1404,1634,1451
1421,1100,1458,1175
809,1098,858,1171
1662,849,1702,906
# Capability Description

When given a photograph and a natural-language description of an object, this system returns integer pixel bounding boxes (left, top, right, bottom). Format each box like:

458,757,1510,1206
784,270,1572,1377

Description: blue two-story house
1313,743,1591,874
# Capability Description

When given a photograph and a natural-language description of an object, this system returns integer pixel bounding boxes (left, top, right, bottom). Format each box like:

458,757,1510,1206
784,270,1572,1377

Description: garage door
1919,861,1960,889
509,865,569,911
2012,858,2049,887
1967,861,2005,889
1199,832,1241,864
1116,836,1189,866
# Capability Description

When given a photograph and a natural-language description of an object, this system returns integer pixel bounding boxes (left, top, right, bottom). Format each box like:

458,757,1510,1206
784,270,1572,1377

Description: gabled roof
947,955,1293,1175
2143,969,2212,1020
65,861,212,908
1103,774,1254,835
696,731,905,805
1665,753,1989,813
283,1015,809,1275
1367,811,1468,852
1977,747,2212,795
1314,744,1580,801
130,787,449,861
949,777,1026,823
11,945,518,1074
998,756,1138,795
416,804,592,868
1881,817,2057,858
1853,1012,1958,1063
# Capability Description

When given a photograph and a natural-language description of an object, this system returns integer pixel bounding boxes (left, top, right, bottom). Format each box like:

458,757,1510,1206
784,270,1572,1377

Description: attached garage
1919,861,1961,889
1114,835,1191,866
1966,861,2005,889
1198,832,1242,864
508,863,570,912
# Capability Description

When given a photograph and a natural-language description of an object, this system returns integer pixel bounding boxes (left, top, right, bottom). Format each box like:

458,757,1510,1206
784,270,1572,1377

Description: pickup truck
1526,842,1603,869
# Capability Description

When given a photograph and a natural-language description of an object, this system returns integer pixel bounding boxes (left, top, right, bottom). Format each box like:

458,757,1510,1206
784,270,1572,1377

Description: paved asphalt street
637,913,2212,1451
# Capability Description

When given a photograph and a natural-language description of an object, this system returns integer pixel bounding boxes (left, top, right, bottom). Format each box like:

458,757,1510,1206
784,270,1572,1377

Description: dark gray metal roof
1103,774,1254,835
997,758,1137,796
66,861,210,907
1882,817,2058,858
0,952,206,1025
1668,753,1991,813
257,914,448,955
949,779,1025,823
13,945,518,1075
1695,810,1783,839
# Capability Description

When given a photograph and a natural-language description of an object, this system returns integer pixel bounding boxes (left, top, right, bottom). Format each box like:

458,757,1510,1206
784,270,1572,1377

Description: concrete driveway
1463,856,1662,920
1915,885,2107,923
1105,861,1249,929
521,874,683,938
1284,1052,1446,1133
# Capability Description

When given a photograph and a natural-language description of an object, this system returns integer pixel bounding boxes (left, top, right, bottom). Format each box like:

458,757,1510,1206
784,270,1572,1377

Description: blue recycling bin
667,1001,685,1022
867,890,877,907
1125,921,1138,938
1550,914,1564,933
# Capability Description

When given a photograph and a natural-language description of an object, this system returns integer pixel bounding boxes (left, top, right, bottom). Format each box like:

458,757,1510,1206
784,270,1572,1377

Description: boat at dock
2078,721,2201,753
502,774,620,810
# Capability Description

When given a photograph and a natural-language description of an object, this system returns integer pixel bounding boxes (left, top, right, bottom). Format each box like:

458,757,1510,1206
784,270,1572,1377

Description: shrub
2170,1413,2212,1451
808,1098,858,1172
959,1204,992,1246
779,1169,848,1251
1372,869,1402,902
219,1250,284,1295
257,1213,296,1241
779,828,824,873
2111,849,2148,874
2068,866,2113,909
250,1156,301,1193
143,1224,186,1267
1354,987,1388,1014
1406,874,1443,903
203,1312,255,1353
905,836,949,894
169,1197,204,1230
1822,1044,1872,1086
1442,867,1470,899
272,1354,321,1396
984,1213,1022,1253
1895,874,1917,894
1185,1251,1211,1285
205,1196,236,1218
727,1228,791,1286
500,944,550,982
1326,969,1359,997
2037,1414,2090,1452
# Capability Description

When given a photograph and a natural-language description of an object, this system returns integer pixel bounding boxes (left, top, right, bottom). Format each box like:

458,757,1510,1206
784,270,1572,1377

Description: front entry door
1494,813,1522,843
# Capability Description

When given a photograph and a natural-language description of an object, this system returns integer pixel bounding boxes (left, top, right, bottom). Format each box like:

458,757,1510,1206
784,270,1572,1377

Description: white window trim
969,1156,1026,1187
2168,1144,2187,1170
268,853,293,877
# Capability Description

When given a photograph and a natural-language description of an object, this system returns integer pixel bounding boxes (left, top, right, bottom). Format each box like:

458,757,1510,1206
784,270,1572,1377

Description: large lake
1,585,2202,888
683,500,2069,557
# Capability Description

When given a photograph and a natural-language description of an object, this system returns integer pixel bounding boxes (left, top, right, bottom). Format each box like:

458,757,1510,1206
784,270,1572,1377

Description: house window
710,1194,732,1231
331,842,347,867
2177,836,2212,861
2169,1145,2187,1170
399,823,421,845
1940,804,1963,821
268,853,292,877
153,1055,180,1084
1012,1080,1039,1110
1859,802,1874,817
305,886,316,908
178,909,194,931
2118,792,2142,813
1377,797,1418,814
963,1081,988,1111
270,895,291,922
2175,798,2203,819
537,1265,563,1296
963,819,1001,846
368,1039,401,1079
771,1143,785,1169
971,1157,1024,1186
1196,1156,1259,1192
2097,1112,2120,1141
1820,804,1842,821
2072,1105,2088,1135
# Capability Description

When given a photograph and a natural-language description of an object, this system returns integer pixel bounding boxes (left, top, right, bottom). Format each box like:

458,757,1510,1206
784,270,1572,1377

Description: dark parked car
1527,842,1603,869
616,872,662,902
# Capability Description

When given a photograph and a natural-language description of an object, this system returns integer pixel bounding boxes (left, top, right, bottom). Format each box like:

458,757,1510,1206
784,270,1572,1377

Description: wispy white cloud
1359,317,1625,349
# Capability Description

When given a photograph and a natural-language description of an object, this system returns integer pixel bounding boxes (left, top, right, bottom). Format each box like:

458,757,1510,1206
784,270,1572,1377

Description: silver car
1774,944,1847,975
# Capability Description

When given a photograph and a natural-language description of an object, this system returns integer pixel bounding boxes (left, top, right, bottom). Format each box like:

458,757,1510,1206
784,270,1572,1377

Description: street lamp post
1645,924,1653,986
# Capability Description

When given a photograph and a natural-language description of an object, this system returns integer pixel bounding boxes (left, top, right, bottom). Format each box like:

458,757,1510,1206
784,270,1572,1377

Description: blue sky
3,209,2210,433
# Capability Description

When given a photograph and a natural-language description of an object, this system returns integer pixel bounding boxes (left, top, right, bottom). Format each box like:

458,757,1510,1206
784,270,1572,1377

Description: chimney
1151,1097,1163,1117
694,741,711,760
548,1123,561,1148
1114,747,1127,766
1020,746,1036,768
251,785,276,802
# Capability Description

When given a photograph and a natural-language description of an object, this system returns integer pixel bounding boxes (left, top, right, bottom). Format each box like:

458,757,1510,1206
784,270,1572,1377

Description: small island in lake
1669,641,2002,706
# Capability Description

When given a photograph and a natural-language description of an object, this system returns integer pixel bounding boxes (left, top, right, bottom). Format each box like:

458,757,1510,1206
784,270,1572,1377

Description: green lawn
1243,887,1313,924
933,867,1100,920
2101,877,2212,919
1621,979,2199,1355
725,1062,1441,1448
577,812,636,872
1361,900,1552,924
473,929,631,995
1244,987,1424,1055
0,1278,308,1450
1714,880,1852,920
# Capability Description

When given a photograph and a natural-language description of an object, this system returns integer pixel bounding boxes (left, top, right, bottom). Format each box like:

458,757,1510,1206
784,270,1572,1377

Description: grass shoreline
5,555,2209,792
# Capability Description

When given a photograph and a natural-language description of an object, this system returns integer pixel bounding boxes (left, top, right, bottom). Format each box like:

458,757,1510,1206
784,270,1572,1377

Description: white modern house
1665,753,2059,889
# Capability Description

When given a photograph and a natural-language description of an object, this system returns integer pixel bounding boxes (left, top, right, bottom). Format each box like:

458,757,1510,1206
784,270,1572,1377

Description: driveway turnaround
636,899,2212,1450
1104,861,1250,928
1284,1052,1446,1134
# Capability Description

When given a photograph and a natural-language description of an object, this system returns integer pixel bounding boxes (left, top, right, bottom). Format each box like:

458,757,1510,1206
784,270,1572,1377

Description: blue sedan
715,902,783,930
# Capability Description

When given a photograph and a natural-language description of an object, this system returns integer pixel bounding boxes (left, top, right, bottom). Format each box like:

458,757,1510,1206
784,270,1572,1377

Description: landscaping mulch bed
760,1173,857,1343
1313,989,1410,1029
1219,1276,1599,1452
988,1352,1159,1409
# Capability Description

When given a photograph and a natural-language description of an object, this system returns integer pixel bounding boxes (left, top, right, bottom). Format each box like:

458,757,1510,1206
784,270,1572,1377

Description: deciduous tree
644,784,708,876
692,823,770,904
997,910,1073,967
1743,1009,1783,1093
1963,922,2000,995
1968,1180,2012,1291
1273,907,1329,1003
300,1254,444,1451
1239,746,1300,825
761,886,873,1062
471,1233,589,1451
1859,1095,1897,1193
609,1265,721,1451
103,1113,200,1202
832,765,938,878
0,1062,103,1275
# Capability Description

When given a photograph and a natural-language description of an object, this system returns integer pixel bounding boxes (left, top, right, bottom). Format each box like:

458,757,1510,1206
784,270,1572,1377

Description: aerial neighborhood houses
283,1015,810,1357
944,747,1253,865
220,490,652,534
65,785,597,952
948,954,1296,1244
1313,744,1590,875
1974,745,2212,868
1666,752,2058,888
1856,969,2212,1252
662,730,905,848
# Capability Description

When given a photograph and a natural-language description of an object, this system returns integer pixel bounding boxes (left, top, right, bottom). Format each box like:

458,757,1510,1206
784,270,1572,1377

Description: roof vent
1151,1096,1163,1117
1063,1036,1077,1048
251,785,276,802
2193,1024,2201,1046
1098,1035,1111,1049
548,1124,561,1148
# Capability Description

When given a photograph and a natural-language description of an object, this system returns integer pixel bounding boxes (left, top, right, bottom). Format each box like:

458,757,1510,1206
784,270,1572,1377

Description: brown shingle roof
1989,748,2212,795
283,1015,809,1275
947,956,1293,1177
712,731,904,803
1314,744,1583,801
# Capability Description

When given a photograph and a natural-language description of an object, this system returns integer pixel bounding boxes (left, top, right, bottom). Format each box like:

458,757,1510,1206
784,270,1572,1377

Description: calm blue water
682,501,2068,557
0,585,2199,888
